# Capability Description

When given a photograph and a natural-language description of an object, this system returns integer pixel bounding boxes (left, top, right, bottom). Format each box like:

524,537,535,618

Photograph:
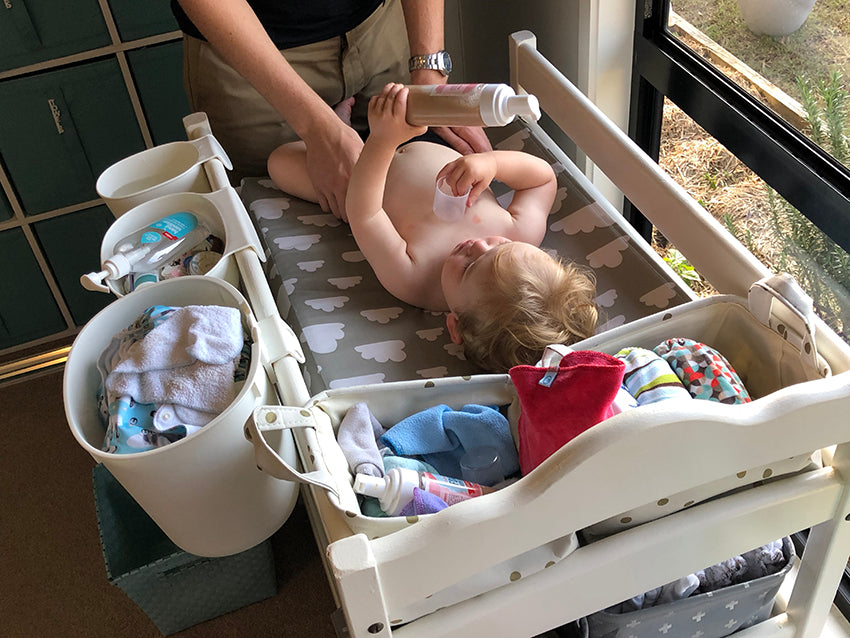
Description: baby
268,82,597,370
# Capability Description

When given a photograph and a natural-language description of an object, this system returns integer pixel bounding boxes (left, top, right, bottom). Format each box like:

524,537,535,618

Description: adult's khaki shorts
182,0,409,181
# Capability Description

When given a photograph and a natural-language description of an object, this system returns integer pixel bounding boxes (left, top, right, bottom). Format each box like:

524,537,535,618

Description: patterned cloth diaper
654,338,751,404
615,347,692,405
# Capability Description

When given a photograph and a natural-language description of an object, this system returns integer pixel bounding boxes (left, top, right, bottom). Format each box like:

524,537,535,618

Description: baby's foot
334,97,355,126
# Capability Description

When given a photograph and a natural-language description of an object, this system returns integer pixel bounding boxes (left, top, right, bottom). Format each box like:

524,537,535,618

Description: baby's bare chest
383,143,518,260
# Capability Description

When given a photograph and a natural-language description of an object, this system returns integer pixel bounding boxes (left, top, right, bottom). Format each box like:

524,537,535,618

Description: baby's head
442,237,597,372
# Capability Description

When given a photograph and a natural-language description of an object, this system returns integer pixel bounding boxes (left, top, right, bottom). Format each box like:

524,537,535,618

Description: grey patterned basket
585,537,795,638
93,464,277,635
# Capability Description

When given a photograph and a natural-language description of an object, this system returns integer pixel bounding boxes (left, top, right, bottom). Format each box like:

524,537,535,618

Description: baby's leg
266,97,357,203
267,141,319,202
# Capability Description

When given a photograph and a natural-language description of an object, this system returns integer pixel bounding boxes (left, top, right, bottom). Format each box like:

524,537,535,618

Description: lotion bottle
81,211,211,293
353,467,492,516
405,83,541,127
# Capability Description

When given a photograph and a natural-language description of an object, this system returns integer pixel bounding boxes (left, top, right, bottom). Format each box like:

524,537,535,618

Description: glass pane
657,98,850,342
669,0,849,169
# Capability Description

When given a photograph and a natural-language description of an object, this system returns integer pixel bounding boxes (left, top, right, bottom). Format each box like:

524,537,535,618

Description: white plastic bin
65,276,299,557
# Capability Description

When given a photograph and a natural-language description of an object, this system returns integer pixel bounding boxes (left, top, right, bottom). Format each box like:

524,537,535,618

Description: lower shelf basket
93,463,277,635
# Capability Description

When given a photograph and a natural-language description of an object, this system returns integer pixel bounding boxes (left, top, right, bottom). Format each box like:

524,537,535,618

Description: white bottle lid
80,252,134,293
353,468,418,516
480,84,542,126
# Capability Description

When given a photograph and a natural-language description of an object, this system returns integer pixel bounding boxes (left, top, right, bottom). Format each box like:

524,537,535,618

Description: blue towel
379,404,519,478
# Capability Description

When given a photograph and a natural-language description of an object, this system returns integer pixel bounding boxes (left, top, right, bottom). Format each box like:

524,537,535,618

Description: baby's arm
438,150,556,239
346,84,428,289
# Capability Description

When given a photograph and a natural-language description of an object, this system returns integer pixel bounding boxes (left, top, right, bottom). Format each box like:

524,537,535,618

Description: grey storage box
92,464,277,635
585,537,795,638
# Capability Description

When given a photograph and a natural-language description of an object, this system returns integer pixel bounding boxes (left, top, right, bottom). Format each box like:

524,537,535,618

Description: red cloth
510,350,625,475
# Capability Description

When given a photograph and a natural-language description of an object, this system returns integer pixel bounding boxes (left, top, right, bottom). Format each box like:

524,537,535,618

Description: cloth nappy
615,347,691,405
654,338,751,404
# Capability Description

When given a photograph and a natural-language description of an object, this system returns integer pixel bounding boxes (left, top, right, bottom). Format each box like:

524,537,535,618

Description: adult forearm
176,0,337,139
401,0,444,56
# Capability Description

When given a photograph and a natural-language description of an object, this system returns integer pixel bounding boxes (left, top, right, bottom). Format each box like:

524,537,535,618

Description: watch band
408,50,452,77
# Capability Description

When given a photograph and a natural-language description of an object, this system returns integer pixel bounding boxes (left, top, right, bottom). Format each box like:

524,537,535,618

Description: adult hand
303,118,364,222
432,125,493,155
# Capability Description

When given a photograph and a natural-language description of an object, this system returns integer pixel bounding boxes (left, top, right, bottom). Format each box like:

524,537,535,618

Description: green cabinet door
0,228,66,349
128,42,190,145
34,205,115,326
0,57,145,215
107,0,180,41
0,0,110,72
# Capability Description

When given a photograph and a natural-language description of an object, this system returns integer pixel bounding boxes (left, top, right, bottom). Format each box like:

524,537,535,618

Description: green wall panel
0,0,110,72
34,205,116,326
128,42,190,145
0,57,145,215
108,0,179,41
0,228,66,349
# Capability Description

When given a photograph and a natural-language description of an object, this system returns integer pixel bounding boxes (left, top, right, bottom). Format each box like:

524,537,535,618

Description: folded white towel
109,359,237,413
112,305,242,372
106,305,244,415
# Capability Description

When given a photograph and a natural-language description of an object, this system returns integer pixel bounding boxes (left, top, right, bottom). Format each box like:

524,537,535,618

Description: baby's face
441,237,542,313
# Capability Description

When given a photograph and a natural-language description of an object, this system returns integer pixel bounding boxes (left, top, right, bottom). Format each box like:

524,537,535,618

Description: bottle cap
353,474,387,499
79,252,134,293
506,95,541,121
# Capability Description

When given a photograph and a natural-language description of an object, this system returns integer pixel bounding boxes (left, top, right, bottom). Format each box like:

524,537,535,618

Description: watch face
441,52,452,75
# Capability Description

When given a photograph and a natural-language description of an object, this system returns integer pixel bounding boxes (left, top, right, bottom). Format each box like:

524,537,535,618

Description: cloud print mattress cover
241,122,693,394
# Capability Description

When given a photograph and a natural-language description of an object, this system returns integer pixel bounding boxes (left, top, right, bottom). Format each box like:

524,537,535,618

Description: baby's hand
367,83,427,147
435,152,498,206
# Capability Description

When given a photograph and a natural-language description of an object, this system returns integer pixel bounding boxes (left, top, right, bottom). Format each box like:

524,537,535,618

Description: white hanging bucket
96,134,231,217
64,276,299,557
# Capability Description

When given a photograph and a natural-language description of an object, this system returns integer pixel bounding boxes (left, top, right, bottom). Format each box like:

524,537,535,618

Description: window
629,0,850,338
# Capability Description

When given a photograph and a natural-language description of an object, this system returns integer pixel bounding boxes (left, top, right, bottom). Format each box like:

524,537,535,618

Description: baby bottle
353,467,492,516
81,211,212,293
405,83,541,127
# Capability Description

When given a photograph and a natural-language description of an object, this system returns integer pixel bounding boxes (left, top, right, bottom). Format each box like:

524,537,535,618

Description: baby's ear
446,312,464,345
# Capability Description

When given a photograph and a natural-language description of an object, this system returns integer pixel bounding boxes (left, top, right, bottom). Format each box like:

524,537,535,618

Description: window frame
627,0,850,253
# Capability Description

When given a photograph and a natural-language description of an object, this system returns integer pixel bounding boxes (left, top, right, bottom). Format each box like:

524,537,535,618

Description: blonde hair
456,246,598,372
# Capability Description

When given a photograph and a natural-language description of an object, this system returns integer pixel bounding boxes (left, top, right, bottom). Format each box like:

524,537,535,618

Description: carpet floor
1,369,337,637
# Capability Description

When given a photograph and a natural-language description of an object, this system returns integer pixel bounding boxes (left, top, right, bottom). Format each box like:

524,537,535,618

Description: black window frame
626,0,850,253
628,0,850,620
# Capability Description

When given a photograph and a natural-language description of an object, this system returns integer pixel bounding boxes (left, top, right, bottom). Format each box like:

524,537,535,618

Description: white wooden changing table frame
187,30,850,638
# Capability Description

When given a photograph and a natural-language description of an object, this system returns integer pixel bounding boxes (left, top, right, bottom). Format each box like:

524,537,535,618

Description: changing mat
241,122,694,393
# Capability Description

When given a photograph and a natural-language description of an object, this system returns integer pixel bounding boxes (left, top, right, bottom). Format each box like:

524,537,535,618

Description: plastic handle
249,405,339,496
748,273,828,376
190,134,233,171
80,270,110,293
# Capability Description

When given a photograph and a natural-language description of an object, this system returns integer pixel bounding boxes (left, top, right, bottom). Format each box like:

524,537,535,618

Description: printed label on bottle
431,84,480,96
139,230,163,244
421,472,485,500
147,212,198,241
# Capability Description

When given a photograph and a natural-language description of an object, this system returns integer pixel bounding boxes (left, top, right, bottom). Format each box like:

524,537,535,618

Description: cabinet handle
42,87,95,183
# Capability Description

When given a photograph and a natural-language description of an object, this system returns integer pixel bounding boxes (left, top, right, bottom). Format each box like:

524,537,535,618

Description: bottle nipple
506,95,541,121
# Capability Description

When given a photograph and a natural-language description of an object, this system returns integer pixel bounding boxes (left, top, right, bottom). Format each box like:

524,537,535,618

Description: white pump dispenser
405,83,541,127
81,211,211,293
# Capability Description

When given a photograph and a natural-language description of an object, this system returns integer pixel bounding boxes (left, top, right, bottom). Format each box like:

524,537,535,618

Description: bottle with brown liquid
405,83,541,127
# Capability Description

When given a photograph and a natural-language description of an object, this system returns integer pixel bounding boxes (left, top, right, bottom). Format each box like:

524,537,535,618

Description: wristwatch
408,50,452,77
